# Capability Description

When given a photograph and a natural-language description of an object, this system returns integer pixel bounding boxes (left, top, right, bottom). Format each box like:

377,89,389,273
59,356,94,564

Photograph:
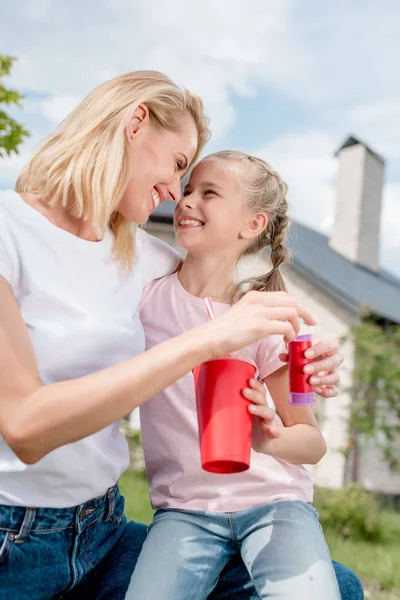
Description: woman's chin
119,206,150,225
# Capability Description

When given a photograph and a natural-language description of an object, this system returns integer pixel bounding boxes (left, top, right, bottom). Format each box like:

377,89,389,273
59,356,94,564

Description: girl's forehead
188,158,240,185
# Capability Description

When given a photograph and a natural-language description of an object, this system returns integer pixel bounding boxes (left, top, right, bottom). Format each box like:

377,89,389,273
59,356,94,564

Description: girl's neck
178,252,237,303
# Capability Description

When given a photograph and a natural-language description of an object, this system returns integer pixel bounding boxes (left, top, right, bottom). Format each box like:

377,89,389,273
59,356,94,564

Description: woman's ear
126,103,150,141
240,212,268,241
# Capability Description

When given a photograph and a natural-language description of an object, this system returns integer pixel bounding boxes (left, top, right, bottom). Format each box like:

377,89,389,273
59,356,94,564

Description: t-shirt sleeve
137,228,180,287
0,215,15,287
256,334,287,380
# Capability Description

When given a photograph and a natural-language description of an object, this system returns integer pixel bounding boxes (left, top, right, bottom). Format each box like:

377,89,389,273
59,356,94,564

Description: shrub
313,485,383,541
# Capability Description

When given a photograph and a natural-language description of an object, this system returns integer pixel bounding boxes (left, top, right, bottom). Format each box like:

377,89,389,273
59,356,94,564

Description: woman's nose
167,175,183,204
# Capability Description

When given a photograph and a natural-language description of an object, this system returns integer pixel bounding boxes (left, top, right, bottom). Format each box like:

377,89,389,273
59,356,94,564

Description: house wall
357,439,400,494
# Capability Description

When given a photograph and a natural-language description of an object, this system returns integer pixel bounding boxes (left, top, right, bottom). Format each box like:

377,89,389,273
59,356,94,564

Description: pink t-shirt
139,273,313,512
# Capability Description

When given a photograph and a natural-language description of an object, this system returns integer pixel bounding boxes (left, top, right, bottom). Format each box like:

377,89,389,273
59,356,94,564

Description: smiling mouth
178,218,205,228
151,187,161,209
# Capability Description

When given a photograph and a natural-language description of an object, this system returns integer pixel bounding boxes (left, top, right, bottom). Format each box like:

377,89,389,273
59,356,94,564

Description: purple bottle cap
295,333,312,342
289,392,315,406
295,319,313,342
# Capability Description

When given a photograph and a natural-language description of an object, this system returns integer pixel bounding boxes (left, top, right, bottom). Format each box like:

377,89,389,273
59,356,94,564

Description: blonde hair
203,150,291,302
16,70,210,266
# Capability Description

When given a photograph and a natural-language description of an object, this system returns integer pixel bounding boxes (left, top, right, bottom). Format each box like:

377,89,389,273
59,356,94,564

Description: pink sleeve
256,334,287,380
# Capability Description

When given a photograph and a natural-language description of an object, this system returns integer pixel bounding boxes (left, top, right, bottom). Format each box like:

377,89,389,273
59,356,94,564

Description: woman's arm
248,368,327,464
0,278,315,464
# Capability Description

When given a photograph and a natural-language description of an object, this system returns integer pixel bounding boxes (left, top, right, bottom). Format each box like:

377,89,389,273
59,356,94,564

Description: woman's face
118,106,199,224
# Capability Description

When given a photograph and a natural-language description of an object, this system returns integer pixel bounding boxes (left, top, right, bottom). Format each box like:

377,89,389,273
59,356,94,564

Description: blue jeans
0,486,363,599
127,501,341,599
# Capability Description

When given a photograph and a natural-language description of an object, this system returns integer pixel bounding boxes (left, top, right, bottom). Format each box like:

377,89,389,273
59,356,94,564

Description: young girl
127,151,341,600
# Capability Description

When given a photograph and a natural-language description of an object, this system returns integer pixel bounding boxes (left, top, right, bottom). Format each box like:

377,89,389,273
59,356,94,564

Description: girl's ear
239,212,268,241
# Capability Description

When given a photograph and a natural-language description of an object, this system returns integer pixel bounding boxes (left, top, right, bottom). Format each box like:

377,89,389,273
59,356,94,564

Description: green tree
0,54,30,157
344,319,400,481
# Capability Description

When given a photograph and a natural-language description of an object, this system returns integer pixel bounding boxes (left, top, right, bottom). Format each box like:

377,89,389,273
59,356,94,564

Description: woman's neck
178,252,237,303
19,192,101,241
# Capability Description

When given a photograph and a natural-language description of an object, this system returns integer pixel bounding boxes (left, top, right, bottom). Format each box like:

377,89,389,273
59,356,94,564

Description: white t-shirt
0,190,180,507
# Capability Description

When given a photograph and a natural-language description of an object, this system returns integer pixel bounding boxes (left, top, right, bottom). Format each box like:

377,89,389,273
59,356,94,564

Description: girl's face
174,158,267,256
118,106,199,224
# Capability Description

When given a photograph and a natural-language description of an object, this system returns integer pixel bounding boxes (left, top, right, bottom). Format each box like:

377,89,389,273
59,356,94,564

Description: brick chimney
329,136,385,272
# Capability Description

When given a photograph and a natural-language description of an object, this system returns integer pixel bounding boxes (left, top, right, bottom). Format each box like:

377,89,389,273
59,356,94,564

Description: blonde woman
0,71,361,600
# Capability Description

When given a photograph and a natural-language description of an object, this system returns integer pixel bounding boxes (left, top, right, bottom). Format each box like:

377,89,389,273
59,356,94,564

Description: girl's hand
206,291,316,358
279,338,343,398
243,378,281,454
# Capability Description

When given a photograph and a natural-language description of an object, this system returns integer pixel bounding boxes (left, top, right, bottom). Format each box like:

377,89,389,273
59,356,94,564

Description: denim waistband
0,484,120,536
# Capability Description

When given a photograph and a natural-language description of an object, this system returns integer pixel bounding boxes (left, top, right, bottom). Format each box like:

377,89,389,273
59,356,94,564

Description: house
140,136,400,493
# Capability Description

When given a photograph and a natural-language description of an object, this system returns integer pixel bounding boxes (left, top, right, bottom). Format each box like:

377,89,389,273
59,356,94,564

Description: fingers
248,403,276,425
278,352,289,363
303,353,343,375
310,372,340,387
304,339,340,360
242,378,267,407
265,307,301,338
242,291,317,327
314,385,338,398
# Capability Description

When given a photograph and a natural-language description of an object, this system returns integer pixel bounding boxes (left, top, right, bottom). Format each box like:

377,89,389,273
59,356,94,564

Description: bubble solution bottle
289,321,315,406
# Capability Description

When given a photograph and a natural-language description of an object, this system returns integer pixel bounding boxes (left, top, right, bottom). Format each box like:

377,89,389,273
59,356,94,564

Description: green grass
119,470,154,524
325,524,400,591
326,510,400,591
119,471,400,594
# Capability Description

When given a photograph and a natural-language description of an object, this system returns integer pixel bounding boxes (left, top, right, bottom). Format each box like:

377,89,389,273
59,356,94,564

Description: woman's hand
279,338,343,398
243,378,281,454
206,291,316,358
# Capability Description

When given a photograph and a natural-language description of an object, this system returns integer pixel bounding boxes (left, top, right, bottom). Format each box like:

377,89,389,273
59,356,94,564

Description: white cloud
1,0,400,276
2,0,298,139
254,131,338,230
2,0,400,144
41,95,81,124
326,102,400,159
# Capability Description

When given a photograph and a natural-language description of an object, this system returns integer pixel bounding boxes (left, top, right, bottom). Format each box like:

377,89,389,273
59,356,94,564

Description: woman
0,71,362,599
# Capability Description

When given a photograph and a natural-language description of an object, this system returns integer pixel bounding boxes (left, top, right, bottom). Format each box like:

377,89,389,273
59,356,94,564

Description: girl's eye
176,160,184,171
183,189,191,197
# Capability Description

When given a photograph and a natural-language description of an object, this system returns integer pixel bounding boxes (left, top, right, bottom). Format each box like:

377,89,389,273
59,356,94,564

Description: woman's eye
204,189,217,196
176,160,184,171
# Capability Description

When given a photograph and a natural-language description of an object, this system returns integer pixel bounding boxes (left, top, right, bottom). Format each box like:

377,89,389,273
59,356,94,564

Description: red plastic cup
193,358,256,474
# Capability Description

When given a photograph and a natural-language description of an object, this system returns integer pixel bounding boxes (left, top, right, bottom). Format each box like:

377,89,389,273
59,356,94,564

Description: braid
206,152,291,303
245,202,291,297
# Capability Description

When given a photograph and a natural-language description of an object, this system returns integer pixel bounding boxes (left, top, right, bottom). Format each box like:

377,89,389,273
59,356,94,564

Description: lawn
119,471,400,599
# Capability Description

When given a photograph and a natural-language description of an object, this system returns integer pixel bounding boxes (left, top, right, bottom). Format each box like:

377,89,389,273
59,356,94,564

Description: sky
1,0,400,276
